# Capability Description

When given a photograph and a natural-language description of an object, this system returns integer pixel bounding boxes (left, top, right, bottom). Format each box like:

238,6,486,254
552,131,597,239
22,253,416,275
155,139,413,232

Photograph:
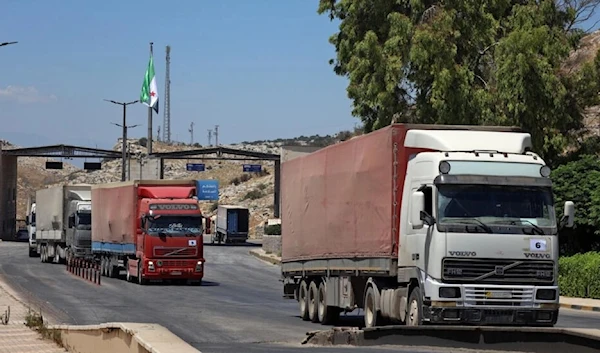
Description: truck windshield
77,212,91,226
437,185,556,234
147,216,202,236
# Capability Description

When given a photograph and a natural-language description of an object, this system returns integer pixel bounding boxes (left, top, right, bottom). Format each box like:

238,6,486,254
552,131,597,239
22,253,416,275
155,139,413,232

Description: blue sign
196,180,219,201
186,163,205,172
243,164,262,173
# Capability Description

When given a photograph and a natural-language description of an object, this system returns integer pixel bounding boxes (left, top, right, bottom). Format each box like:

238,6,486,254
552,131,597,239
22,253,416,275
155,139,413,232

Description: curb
249,249,281,265
560,303,600,312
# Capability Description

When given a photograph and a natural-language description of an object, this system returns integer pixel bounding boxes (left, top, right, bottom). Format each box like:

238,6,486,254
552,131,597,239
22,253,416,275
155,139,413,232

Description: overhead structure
163,45,172,143
0,144,122,241
151,146,281,217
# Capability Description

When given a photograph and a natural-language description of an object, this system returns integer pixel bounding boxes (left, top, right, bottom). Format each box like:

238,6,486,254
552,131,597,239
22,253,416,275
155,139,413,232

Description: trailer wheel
364,286,383,328
298,280,309,321
407,287,423,326
28,247,36,258
40,246,45,263
308,281,319,323
317,281,339,325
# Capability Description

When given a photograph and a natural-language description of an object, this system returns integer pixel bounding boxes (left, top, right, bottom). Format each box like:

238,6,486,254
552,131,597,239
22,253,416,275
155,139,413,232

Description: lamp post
104,99,139,181
0,41,18,48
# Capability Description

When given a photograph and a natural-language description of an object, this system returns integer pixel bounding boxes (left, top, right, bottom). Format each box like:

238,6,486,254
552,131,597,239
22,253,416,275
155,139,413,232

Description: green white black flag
140,53,159,113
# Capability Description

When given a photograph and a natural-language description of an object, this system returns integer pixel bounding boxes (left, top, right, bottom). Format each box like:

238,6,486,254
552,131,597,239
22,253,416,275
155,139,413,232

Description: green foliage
138,137,148,147
265,224,281,235
318,0,600,163
243,189,265,201
551,155,600,254
559,252,600,299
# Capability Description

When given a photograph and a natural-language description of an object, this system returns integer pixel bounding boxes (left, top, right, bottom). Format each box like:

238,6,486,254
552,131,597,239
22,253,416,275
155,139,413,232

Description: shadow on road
205,242,261,248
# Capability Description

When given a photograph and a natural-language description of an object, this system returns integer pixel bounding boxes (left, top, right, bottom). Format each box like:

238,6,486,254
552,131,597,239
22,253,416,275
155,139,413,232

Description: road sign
186,163,205,172
196,180,219,201
242,164,262,173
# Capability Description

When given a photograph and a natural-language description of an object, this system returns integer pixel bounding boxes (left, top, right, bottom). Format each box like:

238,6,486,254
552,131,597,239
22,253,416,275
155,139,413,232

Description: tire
308,281,319,323
40,246,46,263
406,287,424,326
28,247,36,258
298,280,309,321
364,286,381,328
317,281,339,325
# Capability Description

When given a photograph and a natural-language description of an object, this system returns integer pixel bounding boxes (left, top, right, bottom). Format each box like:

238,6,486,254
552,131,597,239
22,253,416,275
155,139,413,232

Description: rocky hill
11,131,353,237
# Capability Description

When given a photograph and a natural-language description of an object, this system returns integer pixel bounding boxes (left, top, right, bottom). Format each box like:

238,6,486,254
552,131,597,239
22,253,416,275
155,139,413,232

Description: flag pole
147,42,154,155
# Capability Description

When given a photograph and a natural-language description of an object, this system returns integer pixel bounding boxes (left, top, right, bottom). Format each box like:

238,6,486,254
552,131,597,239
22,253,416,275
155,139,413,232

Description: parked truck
212,205,250,244
35,185,92,263
91,180,205,285
25,198,37,257
281,124,575,328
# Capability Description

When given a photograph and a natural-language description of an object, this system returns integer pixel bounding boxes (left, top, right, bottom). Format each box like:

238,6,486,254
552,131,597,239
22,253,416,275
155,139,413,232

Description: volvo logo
524,253,551,259
448,251,477,257
494,266,505,276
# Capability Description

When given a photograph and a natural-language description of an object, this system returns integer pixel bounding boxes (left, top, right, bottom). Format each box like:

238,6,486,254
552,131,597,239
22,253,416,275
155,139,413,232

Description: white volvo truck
281,124,575,328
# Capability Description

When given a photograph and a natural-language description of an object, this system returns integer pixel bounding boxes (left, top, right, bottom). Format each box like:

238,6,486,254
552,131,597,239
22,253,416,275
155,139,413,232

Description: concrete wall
280,145,323,163
263,234,282,255
53,322,200,353
0,154,17,240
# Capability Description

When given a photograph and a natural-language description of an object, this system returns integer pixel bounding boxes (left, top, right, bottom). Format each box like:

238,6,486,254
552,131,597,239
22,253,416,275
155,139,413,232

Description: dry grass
25,307,63,347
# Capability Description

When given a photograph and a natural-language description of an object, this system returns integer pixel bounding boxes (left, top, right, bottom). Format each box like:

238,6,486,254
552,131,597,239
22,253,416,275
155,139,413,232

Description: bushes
265,224,281,235
559,252,600,299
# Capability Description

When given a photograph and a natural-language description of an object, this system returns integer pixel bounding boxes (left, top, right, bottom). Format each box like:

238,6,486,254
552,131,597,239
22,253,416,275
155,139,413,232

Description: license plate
170,271,182,275
486,291,512,299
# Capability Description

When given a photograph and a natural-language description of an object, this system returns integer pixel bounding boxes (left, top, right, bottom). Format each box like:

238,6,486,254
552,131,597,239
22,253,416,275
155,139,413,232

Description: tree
318,0,600,163
551,155,600,254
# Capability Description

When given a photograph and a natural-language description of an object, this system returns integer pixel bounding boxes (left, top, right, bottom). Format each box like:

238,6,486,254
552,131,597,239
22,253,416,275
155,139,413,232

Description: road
0,239,599,353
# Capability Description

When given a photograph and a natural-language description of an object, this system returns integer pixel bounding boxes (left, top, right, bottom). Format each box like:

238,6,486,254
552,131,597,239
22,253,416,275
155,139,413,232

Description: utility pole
214,125,219,146
104,99,139,181
163,45,171,143
189,122,195,145
207,129,213,146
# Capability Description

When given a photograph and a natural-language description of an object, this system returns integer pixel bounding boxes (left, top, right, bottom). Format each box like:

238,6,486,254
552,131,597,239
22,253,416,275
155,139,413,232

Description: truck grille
464,287,534,307
153,247,197,257
442,258,555,285
159,260,193,268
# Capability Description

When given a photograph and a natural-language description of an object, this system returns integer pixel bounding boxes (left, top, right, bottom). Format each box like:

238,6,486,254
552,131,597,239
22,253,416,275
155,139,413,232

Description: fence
67,257,101,285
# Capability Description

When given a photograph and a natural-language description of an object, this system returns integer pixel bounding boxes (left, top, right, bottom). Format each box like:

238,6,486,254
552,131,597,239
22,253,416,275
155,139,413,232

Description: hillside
12,131,351,237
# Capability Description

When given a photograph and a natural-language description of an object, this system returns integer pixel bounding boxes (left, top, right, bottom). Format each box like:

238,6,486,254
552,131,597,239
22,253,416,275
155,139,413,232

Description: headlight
439,287,461,298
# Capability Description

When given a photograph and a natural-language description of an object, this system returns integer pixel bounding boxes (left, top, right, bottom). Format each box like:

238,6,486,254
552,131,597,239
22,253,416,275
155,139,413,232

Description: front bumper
143,259,204,280
427,306,559,325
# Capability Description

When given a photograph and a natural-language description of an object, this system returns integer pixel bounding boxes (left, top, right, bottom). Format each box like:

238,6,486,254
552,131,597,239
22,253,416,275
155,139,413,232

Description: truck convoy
212,205,250,244
34,185,92,263
281,124,575,328
91,180,205,285
26,198,36,257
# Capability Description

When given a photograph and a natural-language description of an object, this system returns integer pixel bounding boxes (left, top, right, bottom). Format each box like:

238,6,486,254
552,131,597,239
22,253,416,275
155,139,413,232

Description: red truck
92,180,205,285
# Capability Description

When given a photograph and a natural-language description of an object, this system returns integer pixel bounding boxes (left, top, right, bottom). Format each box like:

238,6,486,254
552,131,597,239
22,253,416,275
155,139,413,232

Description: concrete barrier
303,326,600,353
51,322,200,353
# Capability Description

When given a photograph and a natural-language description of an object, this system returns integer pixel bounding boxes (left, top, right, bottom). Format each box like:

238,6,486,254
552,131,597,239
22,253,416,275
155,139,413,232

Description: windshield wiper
520,220,545,235
453,219,493,233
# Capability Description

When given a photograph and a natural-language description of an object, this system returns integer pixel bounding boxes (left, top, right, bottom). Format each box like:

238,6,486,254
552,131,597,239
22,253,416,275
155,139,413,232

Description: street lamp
104,99,139,181
0,41,17,48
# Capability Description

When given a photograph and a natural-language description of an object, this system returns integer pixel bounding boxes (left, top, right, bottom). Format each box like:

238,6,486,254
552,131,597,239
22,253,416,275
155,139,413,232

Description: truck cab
66,200,92,261
403,130,574,326
26,202,36,257
135,199,205,284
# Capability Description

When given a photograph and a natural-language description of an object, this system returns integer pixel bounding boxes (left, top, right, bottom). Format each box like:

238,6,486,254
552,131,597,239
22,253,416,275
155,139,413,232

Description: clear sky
0,0,353,150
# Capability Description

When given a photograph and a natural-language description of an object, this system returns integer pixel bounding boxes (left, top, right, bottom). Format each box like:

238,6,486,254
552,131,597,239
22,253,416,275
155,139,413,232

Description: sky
0,0,354,150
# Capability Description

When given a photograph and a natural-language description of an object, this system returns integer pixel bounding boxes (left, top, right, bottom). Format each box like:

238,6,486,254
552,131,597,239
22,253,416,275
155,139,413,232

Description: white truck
212,205,250,244
281,124,575,328
26,198,37,257
35,185,92,264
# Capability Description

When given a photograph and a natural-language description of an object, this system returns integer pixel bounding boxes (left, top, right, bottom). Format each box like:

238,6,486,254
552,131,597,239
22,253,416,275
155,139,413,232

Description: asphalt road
1,239,599,353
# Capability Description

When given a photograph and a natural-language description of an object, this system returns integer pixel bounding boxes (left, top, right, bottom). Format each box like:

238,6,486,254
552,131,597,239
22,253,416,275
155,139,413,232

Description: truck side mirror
563,201,575,228
411,191,425,228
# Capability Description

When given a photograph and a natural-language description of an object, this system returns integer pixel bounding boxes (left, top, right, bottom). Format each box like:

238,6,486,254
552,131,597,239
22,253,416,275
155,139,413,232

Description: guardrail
67,257,101,285
303,326,600,353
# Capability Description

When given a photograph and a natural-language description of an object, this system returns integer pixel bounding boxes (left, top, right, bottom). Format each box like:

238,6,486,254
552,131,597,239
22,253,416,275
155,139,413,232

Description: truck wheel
298,280,309,321
317,282,339,325
28,247,36,258
40,246,46,263
364,286,382,328
308,281,319,323
407,287,423,326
